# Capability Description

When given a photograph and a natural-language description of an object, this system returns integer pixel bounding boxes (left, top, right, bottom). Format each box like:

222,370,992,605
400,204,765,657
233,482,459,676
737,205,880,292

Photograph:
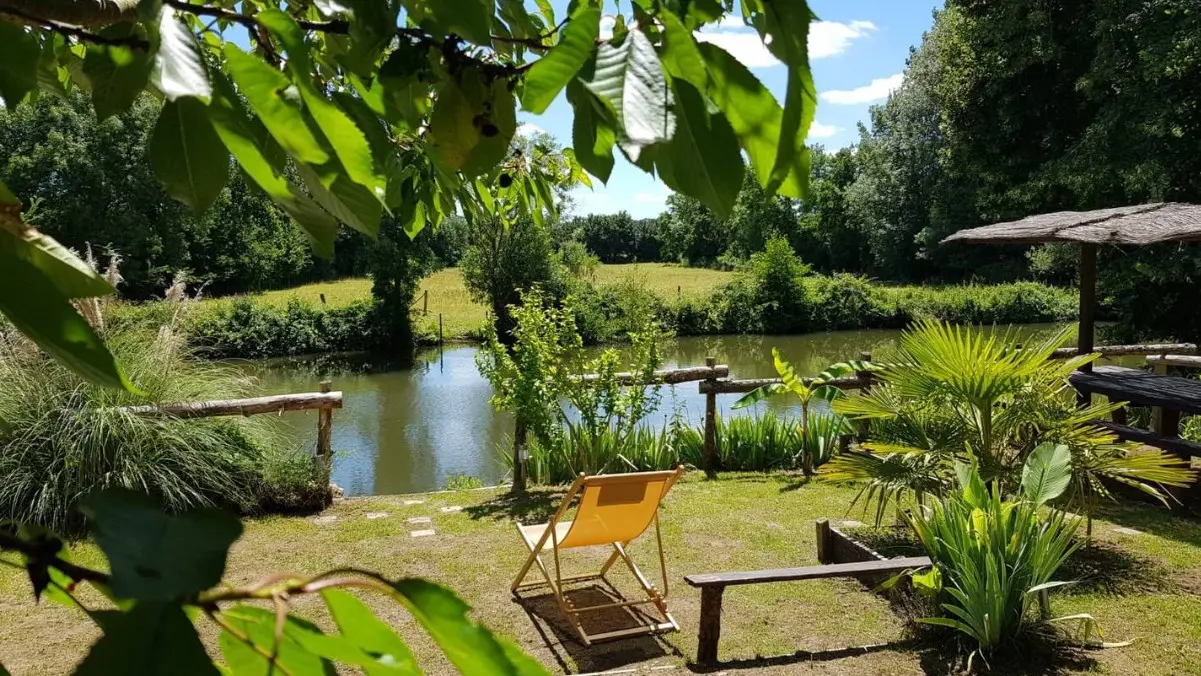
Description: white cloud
516,122,545,137
820,73,904,105
599,15,615,40
809,20,877,60
695,19,876,70
809,121,839,138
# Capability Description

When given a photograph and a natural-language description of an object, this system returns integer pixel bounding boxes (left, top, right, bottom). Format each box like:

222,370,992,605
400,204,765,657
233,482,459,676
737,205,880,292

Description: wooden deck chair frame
512,466,685,645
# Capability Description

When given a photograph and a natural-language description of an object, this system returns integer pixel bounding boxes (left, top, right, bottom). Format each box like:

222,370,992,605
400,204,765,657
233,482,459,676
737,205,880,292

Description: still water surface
256,327,1066,496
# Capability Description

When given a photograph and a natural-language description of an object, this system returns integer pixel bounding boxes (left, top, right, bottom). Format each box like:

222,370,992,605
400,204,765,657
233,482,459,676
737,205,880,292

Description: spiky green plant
823,320,1194,526
905,444,1107,665
732,348,870,475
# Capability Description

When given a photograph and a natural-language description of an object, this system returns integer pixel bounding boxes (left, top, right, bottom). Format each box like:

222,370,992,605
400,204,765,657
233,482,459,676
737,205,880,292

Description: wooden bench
684,555,931,664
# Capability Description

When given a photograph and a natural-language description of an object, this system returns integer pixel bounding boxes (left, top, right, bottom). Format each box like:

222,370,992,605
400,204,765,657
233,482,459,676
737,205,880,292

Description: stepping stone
410,529,436,538
406,516,432,525
403,499,425,506
364,512,389,520
838,520,865,528
312,515,338,525
1111,526,1143,536
439,505,464,513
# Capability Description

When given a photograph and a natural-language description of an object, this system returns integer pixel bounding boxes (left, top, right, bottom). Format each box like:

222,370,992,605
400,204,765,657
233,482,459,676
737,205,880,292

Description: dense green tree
726,168,797,260
795,146,866,273
661,194,727,266
460,217,563,342
578,211,636,263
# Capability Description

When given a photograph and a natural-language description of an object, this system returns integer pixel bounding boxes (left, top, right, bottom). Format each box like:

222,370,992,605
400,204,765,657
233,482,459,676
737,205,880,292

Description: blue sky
523,0,944,219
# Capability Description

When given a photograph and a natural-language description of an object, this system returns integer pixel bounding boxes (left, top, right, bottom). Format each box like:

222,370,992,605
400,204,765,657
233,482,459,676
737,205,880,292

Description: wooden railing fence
115,380,343,495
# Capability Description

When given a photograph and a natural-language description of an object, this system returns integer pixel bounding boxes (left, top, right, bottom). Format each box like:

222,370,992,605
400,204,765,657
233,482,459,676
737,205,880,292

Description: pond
255,326,1069,496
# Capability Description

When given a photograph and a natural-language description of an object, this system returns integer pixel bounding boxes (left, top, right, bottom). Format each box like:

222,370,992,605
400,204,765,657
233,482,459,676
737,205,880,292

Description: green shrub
443,474,485,490
569,277,666,345
0,325,323,533
186,297,386,359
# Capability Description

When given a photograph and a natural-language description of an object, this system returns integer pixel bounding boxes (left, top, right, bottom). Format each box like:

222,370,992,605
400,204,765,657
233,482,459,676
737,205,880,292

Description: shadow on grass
1059,540,1171,596
464,489,563,524
1093,499,1201,550
685,640,912,673
909,631,1097,675
513,585,678,673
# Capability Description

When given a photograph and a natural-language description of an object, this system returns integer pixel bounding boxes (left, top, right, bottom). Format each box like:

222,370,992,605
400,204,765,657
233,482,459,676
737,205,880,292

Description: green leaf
295,163,381,238
697,42,801,196
731,383,788,409
80,488,243,601
207,71,338,256
521,5,601,114
758,1,815,197
2,226,114,298
656,78,743,217
223,44,330,166
36,34,69,100
658,12,708,89
428,81,481,171
388,578,550,675
0,231,134,391
581,27,674,160
218,606,329,676
0,20,40,107
1021,443,1072,506
257,10,385,200
153,10,211,102
83,30,153,120
75,602,218,675
463,79,517,177
322,589,419,674
566,79,615,183
149,97,230,215
422,0,493,45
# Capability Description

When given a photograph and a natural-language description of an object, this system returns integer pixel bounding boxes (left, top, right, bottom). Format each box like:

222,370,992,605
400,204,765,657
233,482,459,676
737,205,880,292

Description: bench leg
697,586,724,665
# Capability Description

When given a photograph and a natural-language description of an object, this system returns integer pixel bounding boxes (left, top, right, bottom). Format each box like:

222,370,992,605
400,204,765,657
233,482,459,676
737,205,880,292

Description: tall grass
0,323,324,534
512,411,850,484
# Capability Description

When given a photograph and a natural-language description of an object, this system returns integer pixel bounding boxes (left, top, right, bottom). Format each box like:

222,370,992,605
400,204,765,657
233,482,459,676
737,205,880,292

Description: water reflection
254,326,1066,496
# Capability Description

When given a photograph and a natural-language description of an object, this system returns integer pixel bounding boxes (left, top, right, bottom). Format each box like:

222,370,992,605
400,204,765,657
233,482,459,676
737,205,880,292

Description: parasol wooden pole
1077,244,1097,406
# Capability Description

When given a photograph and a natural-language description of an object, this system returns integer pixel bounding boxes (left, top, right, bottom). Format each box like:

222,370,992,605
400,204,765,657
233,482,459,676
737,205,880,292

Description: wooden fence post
855,352,873,442
703,356,718,478
512,420,528,493
423,289,429,315
439,313,444,345
317,381,333,492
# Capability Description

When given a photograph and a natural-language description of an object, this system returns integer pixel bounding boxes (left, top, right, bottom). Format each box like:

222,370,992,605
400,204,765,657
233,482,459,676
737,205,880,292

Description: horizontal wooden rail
1050,343,1197,359
574,364,729,385
1147,354,1201,368
116,391,343,419
698,374,871,395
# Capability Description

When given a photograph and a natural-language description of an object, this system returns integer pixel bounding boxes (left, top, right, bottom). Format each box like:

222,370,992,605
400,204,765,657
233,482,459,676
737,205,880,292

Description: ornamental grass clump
0,263,323,533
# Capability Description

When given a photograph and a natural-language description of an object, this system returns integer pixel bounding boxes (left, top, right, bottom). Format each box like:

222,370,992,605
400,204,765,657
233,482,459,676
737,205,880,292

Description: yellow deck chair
512,466,685,645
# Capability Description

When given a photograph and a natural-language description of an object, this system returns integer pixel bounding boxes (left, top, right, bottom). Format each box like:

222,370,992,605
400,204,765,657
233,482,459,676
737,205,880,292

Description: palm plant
904,445,1094,665
823,320,1194,528
733,348,868,475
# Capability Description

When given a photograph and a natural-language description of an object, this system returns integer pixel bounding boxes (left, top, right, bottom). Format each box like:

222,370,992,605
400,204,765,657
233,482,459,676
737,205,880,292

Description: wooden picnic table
1070,365,1201,458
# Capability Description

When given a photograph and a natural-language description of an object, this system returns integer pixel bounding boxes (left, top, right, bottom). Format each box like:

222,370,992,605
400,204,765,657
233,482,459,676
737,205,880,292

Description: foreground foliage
0,489,547,675
0,0,817,393
825,320,1194,525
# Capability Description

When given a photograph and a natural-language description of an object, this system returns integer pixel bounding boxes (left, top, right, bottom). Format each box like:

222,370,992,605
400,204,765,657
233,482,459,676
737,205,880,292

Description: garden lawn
2,474,1201,675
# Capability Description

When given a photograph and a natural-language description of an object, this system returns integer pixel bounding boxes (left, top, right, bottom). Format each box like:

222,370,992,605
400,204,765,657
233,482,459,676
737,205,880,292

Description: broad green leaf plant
823,320,1195,528
732,347,869,475
0,489,549,675
903,445,1120,666
0,0,816,392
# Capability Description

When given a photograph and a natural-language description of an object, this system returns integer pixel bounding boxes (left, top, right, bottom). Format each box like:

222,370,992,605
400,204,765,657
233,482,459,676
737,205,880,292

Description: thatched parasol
942,202,1201,372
